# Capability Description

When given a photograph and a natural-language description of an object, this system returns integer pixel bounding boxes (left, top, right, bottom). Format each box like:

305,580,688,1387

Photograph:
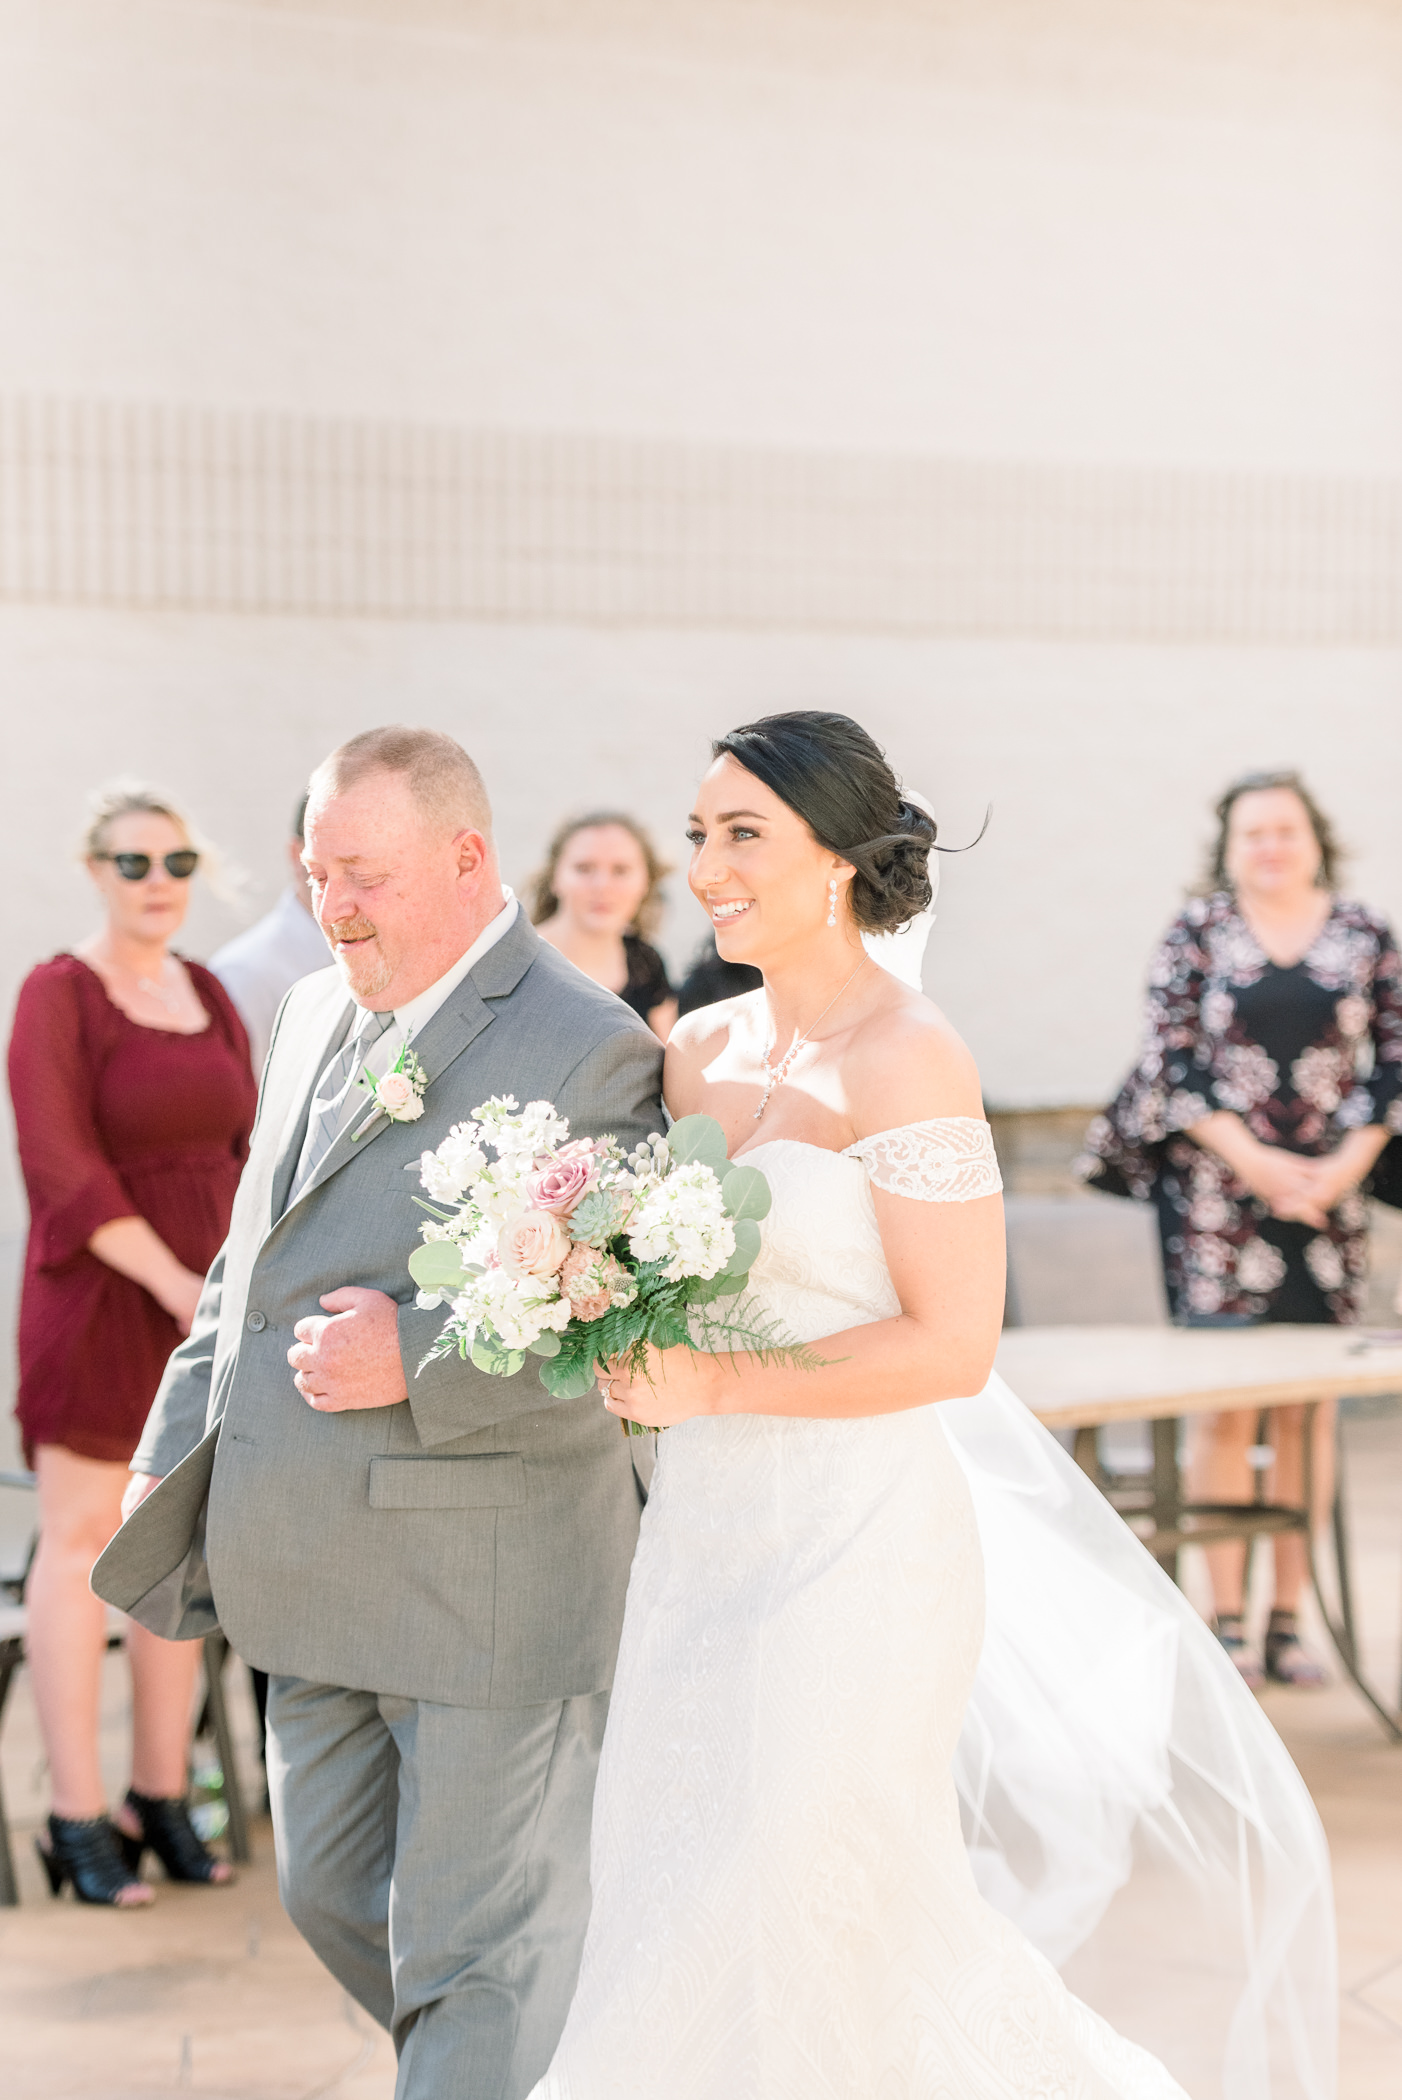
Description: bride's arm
605,1008,1006,1426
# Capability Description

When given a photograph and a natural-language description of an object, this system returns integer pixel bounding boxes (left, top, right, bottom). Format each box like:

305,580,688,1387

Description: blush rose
498,1208,572,1280
527,1139,600,1216
376,1071,423,1119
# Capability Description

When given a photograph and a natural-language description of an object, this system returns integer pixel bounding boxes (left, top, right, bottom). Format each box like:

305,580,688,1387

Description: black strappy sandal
116,1788,235,1885
36,1813,152,1906
1213,1612,1264,1689
1263,1610,1328,1688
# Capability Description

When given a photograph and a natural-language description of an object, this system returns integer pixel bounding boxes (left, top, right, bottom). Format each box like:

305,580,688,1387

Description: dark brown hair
1206,770,1342,892
712,711,937,934
530,812,671,939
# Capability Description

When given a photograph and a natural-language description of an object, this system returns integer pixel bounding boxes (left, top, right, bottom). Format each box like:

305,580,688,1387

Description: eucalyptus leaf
720,1165,772,1222
526,1330,562,1358
407,1241,469,1296
720,1217,762,1277
470,1333,525,1378
665,1113,731,1176
538,1355,601,1400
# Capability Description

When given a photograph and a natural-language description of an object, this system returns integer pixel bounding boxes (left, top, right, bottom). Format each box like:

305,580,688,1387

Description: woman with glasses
7,780,257,1904
1082,771,1402,1688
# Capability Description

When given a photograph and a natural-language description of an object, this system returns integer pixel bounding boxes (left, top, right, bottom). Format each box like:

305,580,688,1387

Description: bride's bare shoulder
664,991,762,1117
846,988,985,1135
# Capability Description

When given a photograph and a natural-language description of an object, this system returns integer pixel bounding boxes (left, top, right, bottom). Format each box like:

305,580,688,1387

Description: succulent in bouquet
405,1097,823,1429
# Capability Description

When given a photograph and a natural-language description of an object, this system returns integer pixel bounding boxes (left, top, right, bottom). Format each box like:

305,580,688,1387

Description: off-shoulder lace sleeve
844,1118,1003,1202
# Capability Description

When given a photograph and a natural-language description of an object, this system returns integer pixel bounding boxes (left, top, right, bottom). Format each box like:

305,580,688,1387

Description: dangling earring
827,878,838,928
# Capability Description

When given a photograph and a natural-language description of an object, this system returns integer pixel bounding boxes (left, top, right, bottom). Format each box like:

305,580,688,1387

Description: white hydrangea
626,1160,736,1282
450,1265,573,1352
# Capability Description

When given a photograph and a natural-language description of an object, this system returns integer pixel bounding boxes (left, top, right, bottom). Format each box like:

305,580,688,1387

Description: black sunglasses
95,850,200,882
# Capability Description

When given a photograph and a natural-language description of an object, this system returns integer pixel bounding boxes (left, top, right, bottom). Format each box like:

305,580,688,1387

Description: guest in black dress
1081,773,1402,1687
531,812,677,1039
677,935,763,1016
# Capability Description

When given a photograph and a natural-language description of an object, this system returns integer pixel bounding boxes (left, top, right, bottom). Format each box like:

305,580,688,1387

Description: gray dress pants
266,1676,609,2100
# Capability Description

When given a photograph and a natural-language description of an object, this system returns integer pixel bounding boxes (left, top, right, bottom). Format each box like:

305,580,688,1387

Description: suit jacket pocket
367,1454,526,1511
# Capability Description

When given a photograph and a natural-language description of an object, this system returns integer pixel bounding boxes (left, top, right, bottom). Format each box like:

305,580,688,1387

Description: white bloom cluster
626,1160,736,1282
418,1121,488,1204
475,1096,570,1159
450,1267,574,1352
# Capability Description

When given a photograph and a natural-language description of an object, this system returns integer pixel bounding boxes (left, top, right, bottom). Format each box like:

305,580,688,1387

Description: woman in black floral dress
1082,773,1402,1685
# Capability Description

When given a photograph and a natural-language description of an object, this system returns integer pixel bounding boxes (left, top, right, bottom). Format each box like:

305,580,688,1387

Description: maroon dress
8,955,258,1465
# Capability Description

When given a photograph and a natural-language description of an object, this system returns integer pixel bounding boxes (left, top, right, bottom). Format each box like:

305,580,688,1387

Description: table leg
1302,1399,1401,1743
1151,1417,1180,1585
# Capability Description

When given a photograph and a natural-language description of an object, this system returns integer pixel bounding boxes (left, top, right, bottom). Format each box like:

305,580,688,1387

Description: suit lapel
290,913,545,1209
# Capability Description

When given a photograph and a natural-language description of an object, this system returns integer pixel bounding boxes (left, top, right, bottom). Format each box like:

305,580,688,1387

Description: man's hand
288,1287,409,1413
121,1471,163,1523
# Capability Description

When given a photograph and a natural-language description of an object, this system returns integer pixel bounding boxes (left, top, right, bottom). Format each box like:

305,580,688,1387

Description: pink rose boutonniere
354,1042,428,1136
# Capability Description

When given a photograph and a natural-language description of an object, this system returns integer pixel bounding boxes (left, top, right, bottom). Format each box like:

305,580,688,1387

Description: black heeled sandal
1213,1612,1263,1689
36,1813,152,1906
116,1788,234,1885
1263,1611,1327,1687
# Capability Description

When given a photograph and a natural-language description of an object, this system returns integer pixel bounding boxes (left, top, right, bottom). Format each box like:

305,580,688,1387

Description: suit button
246,1311,267,1333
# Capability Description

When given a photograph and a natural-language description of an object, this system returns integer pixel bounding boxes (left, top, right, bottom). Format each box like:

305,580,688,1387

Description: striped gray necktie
290,1009,396,1202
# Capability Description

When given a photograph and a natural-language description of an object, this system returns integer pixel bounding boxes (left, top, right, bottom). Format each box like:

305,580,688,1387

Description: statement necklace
754,957,868,1122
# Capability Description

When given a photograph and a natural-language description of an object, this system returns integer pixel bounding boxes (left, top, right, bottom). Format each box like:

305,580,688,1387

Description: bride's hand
599,1347,728,1429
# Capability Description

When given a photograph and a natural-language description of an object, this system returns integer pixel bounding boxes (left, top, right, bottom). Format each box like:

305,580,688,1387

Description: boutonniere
353,1043,428,1134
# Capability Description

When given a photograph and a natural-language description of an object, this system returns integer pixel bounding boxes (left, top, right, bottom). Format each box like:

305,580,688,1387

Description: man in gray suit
95,727,664,2098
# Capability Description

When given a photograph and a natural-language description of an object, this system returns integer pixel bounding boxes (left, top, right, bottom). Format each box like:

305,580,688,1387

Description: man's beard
326,916,393,999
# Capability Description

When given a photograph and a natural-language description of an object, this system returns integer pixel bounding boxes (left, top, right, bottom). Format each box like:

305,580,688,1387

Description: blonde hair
80,777,236,899
530,812,670,940
310,726,493,842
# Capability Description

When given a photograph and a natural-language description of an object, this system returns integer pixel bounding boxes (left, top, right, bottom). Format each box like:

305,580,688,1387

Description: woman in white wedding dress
530,713,1335,2100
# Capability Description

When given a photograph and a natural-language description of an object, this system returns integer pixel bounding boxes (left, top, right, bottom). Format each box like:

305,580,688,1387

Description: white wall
2,0,1400,1249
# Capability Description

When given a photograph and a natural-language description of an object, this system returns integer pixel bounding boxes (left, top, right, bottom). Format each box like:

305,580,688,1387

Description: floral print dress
1080,894,1402,1323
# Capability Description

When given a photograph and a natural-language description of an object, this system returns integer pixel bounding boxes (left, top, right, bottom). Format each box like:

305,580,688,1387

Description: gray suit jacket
93,913,664,1708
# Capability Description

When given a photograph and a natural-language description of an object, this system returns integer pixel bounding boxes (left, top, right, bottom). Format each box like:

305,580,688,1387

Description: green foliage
720,1218,761,1276
538,1353,600,1400
526,1330,561,1358
569,1186,631,1249
470,1333,525,1378
407,1240,470,1297
720,1165,771,1221
666,1114,730,1176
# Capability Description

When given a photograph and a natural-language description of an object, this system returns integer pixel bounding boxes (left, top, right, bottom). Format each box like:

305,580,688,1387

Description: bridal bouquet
405,1097,819,1425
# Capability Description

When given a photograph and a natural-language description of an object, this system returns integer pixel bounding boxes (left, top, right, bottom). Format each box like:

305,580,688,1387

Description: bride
530,712,1335,2100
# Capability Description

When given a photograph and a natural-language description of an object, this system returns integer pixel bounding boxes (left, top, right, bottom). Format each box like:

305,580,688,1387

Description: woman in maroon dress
9,782,257,1904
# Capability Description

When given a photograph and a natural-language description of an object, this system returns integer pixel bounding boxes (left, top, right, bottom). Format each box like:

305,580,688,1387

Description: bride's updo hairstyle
712,711,936,934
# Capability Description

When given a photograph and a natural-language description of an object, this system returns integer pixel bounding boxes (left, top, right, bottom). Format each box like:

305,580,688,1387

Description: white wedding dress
531,1121,1335,2100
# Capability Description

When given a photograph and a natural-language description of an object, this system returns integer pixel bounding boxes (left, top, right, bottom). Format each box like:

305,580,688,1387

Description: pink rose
497,1209,571,1280
371,1075,421,1125
560,1242,627,1321
527,1139,599,1217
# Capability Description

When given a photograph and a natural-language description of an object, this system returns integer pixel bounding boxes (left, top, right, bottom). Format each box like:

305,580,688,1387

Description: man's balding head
308,726,493,844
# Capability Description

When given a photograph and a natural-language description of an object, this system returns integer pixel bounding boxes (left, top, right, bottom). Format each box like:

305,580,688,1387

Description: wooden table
995,1324,1402,1740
